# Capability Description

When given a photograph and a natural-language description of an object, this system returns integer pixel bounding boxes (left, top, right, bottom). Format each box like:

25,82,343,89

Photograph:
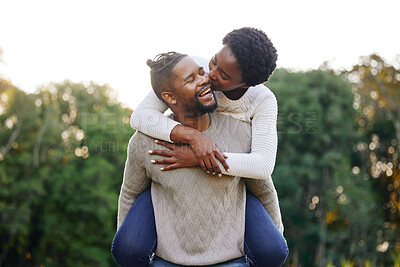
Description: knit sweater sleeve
117,133,151,229
219,88,278,180
130,90,180,143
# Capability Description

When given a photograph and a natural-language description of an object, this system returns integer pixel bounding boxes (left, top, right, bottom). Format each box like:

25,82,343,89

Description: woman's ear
161,91,177,105
239,82,249,89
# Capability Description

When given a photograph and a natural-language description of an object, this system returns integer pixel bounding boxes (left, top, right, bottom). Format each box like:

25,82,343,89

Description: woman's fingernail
218,174,222,177
155,140,159,143
151,160,155,163
206,171,210,174
160,167,164,171
148,150,153,154
227,168,230,172
212,172,216,175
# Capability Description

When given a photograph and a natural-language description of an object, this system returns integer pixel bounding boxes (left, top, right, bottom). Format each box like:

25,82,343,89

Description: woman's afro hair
223,27,278,86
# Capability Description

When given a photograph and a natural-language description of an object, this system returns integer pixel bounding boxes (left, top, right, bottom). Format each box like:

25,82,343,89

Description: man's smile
197,84,214,101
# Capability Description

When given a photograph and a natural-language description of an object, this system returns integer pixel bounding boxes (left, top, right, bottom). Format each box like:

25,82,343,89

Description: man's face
172,57,217,116
208,44,246,92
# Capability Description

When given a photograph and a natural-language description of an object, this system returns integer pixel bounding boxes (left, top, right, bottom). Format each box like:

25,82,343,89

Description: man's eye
185,78,195,84
221,74,228,80
212,57,217,65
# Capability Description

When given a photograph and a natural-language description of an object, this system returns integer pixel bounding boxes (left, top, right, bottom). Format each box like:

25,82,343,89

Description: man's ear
161,91,177,105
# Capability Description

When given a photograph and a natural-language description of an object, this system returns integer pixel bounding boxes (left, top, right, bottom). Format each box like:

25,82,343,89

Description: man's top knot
146,59,153,68
146,52,188,102
146,52,187,74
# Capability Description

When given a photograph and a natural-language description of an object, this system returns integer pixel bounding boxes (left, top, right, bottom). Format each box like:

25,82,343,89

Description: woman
112,27,288,267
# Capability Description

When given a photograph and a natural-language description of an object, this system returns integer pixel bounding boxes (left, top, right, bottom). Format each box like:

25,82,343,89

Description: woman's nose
209,69,217,82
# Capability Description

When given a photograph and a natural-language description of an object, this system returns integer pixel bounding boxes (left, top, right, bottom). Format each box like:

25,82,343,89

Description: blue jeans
112,187,288,267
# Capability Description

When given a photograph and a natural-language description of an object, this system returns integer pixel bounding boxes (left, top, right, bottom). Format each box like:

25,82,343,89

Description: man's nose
198,74,210,85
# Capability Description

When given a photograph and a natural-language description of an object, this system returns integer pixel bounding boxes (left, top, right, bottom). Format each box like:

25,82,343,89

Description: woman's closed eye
211,57,217,65
220,73,228,80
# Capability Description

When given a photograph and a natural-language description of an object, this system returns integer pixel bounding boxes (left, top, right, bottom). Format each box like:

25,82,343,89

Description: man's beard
182,93,218,117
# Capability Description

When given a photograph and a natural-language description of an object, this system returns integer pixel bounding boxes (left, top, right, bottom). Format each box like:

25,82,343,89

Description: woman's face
208,45,247,92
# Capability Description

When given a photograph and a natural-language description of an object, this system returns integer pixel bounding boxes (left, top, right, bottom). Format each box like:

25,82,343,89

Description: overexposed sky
1,0,399,109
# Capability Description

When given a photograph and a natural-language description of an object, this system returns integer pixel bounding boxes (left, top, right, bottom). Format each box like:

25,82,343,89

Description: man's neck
174,113,211,132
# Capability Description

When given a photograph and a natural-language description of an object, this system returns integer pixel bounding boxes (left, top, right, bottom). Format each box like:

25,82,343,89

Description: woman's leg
111,187,157,267
244,191,289,267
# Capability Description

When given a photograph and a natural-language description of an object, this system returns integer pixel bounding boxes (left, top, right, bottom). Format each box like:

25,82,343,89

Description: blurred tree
0,80,133,266
346,54,400,261
267,69,379,266
1,52,396,266
0,79,42,266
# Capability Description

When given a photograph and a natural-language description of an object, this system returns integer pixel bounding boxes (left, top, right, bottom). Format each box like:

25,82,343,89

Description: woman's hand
188,133,229,175
169,124,229,174
149,140,198,171
149,139,229,175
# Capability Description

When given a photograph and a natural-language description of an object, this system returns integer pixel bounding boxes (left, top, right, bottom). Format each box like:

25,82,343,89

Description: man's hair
147,52,188,102
223,27,278,86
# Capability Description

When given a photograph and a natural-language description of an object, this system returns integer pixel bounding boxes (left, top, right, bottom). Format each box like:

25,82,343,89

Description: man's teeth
199,88,211,97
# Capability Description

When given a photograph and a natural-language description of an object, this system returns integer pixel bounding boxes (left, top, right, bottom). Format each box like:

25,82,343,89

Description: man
115,52,287,266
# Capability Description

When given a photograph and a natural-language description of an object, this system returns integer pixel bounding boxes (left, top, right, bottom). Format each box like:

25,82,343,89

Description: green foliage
345,54,400,266
267,69,379,266
0,79,133,266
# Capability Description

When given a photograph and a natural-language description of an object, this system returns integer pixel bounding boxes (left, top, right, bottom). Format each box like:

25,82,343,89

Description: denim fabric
244,192,289,267
149,256,250,267
111,187,156,267
111,188,288,267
